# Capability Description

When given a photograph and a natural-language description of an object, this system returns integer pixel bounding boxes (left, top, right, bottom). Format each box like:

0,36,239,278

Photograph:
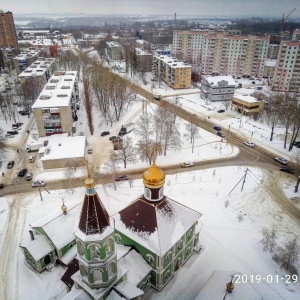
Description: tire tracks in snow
0,194,30,300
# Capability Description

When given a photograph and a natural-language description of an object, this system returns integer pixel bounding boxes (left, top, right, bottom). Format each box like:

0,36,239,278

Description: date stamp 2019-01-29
234,274,298,284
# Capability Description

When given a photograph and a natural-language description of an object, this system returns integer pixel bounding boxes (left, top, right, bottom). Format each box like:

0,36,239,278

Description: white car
244,140,255,148
32,180,46,187
28,155,35,163
181,162,194,168
274,157,288,165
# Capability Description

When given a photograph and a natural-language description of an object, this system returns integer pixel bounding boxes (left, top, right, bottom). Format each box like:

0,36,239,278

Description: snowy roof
233,94,259,103
106,41,122,48
114,281,143,299
155,55,192,69
106,290,124,300
265,59,277,67
195,270,263,300
118,249,152,286
31,201,82,250
114,196,202,256
61,244,77,265
20,234,54,261
18,57,56,78
13,49,41,60
61,288,92,300
40,135,85,161
204,75,236,87
116,243,131,260
32,71,77,109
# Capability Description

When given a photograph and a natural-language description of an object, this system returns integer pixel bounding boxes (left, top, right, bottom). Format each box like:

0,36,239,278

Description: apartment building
32,71,79,137
201,75,236,102
18,57,56,99
292,29,300,41
106,41,123,61
0,10,18,50
13,48,43,75
172,30,269,77
152,55,192,89
136,48,153,72
272,41,300,92
267,44,279,60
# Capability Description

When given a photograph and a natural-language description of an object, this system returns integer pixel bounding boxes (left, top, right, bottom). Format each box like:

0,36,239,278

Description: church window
90,244,101,259
115,234,122,244
177,240,182,250
166,251,172,262
159,187,164,199
146,254,155,266
165,270,171,281
105,238,114,254
93,268,103,282
145,188,151,200
77,241,84,255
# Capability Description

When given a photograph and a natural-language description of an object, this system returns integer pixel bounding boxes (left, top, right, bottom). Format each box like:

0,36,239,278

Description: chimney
29,230,34,240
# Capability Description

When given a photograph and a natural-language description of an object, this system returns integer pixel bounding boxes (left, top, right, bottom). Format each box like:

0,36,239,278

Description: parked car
18,110,30,116
293,141,300,148
213,126,221,131
5,134,14,138
0,183,3,189
32,180,46,187
274,157,288,165
7,161,14,169
109,136,118,141
28,155,35,163
251,81,256,84
238,83,243,88
26,173,33,181
217,109,225,113
18,168,28,177
181,162,194,168
236,77,241,79
7,130,18,135
115,175,129,181
244,140,255,148
280,167,295,174
110,136,123,143
217,131,225,137
101,131,110,136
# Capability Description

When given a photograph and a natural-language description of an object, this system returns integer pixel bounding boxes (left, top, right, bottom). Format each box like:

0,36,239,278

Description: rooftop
18,57,56,78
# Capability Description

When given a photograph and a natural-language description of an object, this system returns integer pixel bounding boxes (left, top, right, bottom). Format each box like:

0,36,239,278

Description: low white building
39,134,86,169
201,75,236,102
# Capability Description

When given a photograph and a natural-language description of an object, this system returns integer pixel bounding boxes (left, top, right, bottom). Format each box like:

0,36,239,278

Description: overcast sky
2,0,300,18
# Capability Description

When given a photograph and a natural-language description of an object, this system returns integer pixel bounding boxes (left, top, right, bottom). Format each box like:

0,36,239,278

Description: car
26,173,33,181
115,175,129,181
109,136,118,141
7,161,14,169
217,109,225,113
217,131,225,137
252,81,256,84
236,76,241,79
28,155,35,163
110,136,123,143
213,126,221,131
5,134,14,138
244,140,255,148
0,183,4,189
280,167,295,174
101,131,110,136
18,110,30,116
238,83,243,87
293,141,300,148
18,168,28,177
32,180,46,187
274,157,288,165
7,130,18,135
181,162,194,168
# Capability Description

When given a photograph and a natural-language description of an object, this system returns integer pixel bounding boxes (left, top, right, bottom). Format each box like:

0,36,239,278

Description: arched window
105,238,114,254
144,188,151,200
93,268,103,282
166,251,172,263
77,241,84,255
115,233,122,244
89,244,100,260
108,261,116,278
165,270,171,281
159,187,164,199
79,264,87,278
177,240,182,250
146,254,155,266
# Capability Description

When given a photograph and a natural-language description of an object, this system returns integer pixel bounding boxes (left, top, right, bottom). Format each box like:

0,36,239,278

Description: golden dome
143,162,165,188
85,175,95,190
61,200,67,215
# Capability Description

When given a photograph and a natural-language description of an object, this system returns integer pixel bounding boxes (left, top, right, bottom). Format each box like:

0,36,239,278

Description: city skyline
2,0,300,18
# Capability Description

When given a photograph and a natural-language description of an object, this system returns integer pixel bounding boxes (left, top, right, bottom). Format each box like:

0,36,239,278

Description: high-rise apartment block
152,55,192,89
0,10,18,50
272,41,300,92
32,71,79,137
173,30,269,77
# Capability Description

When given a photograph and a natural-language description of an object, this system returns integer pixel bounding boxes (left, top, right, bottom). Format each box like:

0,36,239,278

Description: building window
146,254,155,266
144,188,151,200
166,251,172,262
177,240,183,250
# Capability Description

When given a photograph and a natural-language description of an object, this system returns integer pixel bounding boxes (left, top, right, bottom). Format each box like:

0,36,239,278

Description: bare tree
260,227,277,252
112,136,137,168
64,160,77,193
275,237,299,274
102,151,119,190
83,74,94,135
0,128,6,159
184,116,200,153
